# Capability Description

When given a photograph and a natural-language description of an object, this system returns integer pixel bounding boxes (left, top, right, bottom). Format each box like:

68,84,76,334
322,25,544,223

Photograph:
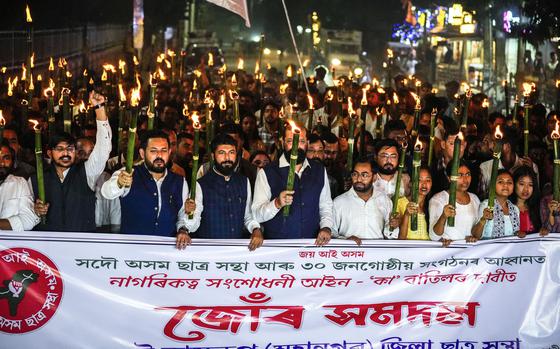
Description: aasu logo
0,248,63,334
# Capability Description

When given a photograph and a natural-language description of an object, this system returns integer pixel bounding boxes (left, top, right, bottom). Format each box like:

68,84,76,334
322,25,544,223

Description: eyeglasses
324,150,338,156
306,149,324,155
53,146,75,153
378,153,398,160
351,172,372,180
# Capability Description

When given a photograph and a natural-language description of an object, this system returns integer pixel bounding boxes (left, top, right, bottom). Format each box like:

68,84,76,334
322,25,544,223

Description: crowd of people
0,50,559,250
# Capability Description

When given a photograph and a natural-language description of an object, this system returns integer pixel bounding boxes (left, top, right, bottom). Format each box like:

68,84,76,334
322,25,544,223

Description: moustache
220,161,234,167
153,158,165,164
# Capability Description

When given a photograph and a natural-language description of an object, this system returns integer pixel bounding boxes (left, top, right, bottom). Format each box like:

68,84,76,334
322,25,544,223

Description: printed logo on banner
0,248,63,334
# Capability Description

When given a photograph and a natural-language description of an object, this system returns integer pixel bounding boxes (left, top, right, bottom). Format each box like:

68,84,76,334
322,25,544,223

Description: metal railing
0,24,128,69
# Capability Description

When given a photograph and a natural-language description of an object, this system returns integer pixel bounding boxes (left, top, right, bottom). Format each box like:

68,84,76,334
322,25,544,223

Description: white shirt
0,174,40,231
333,187,398,239
479,155,539,196
373,173,410,198
251,155,334,229
186,171,260,233
61,120,112,190
95,171,121,231
101,166,194,232
429,190,480,241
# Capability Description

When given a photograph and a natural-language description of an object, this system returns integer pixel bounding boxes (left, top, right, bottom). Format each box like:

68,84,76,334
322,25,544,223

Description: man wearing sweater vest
252,122,334,245
101,130,193,249
186,134,263,251
33,92,112,232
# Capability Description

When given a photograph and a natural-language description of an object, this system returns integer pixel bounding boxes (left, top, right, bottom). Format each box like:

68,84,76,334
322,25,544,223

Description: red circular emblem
0,248,63,334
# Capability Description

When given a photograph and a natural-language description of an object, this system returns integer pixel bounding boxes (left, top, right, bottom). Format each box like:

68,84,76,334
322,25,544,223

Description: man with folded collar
185,134,263,251
252,122,334,245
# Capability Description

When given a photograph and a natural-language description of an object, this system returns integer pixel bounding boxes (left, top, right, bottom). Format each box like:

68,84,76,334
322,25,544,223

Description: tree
516,0,560,47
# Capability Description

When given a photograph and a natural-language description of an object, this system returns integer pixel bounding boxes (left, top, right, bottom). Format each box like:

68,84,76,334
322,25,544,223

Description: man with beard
185,134,263,250
321,132,344,198
101,131,193,248
374,139,410,198
333,159,399,244
174,132,194,181
252,123,333,245
306,134,325,163
258,100,282,152
33,92,112,232
0,141,39,231
197,124,257,188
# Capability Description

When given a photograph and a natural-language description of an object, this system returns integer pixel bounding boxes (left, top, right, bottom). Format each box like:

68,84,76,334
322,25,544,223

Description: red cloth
519,210,534,233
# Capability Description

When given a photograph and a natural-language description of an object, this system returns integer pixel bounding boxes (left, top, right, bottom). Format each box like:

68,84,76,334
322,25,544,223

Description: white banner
206,0,251,27
1,232,559,348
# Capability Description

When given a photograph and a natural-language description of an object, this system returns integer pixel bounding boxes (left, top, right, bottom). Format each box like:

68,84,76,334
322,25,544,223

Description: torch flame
29,73,34,90
266,62,271,70
193,80,198,90
254,61,260,75
78,100,87,113
279,83,289,95
556,80,560,88
191,111,201,129
231,73,237,86
208,53,214,66
21,64,27,81
29,119,40,131
158,68,166,80
164,59,171,69
414,137,423,151
287,119,301,134
551,121,560,140
102,64,116,73
37,74,42,81
286,65,293,78
415,80,421,87
0,110,4,126
482,98,490,108
347,97,355,116
307,94,314,110
326,90,334,101
130,87,141,107
461,82,470,93
43,79,55,98
101,70,108,81
30,53,34,68
302,59,310,67
522,82,535,97
25,5,32,23
494,125,503,140
118,83,126,103
167,49,176,57
410,92,420,109
119,59,126,75
1,67,5,74
135,73,141,90
133,56,140,66
387,48,393,58
82,69,88,77
431,107,437,116
157,54,165,63
66,71,72,78
371,78,379,87
393,93,399,104
237,58,244,70
361,88,368,105
182,104,189,117
219,93,227,111
48,57,54,71
377,87,385,94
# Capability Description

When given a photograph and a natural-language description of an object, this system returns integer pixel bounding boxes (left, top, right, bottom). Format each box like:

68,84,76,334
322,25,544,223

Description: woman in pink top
510,166,543,237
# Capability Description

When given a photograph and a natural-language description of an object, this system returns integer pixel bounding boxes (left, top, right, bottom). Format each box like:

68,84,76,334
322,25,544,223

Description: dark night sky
1,0,413,54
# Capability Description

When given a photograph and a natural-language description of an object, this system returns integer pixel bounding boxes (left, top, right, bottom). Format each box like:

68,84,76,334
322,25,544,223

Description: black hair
177,132,194,143
308,133,324,146
219,123,243,138
48,132,76,149
321,132,338,145
0,139,15,161
442,118,460,141
352,157,374,173
445,159,472,179
140,130,170,150
249,150,271,163
383,119,407,138
210,133,238,153
375,139,399,155
510,165,541,232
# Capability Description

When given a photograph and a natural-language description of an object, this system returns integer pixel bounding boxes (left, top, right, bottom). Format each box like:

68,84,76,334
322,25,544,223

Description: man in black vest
101,130,193,249
33,92,112,232
186,134,263,250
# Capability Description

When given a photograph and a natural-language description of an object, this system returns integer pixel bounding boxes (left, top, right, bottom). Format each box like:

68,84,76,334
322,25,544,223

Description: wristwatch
177,226,189,235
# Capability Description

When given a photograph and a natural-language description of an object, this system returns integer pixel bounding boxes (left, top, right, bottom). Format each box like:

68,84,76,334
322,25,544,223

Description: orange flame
387,48,393,58
157,68,166,80
164,59,171,69
229,89,239,100
182,104,189,117
1,67,6,74
82,69,88,77
191,111,201,129
494,125,503,140
29,119,40,131
522,82,535,97
119,59,126,75
192,79,198,91
78,100,87,113
65,71,72,78
392,93,399,104
21,63,27,81
556,80,560,88
28,73,34,90
237,58,244,70
347,97,355,116
279,83,289,95
102,64,116,73
26,5,32,22
219,93,227,111
43,79,55,98
48,57,54,71
118,84,127,103
286,65,293,78
482,98,490,108
0,110,4,126
461,82,470,93
326,90,334,101
254,61,260,75
30,53,34,68
415,80,421,87
167,49,176,57
551,121,560,140
307,94,314,110
101,70,108,81
371,78,379,87
377,87,385,94
361,88,368,105
130,87,141,107
133,56,140,66
410,92,420,109
287,119,301,134
231,74,237,86
208,53,214,66
58,87,69,105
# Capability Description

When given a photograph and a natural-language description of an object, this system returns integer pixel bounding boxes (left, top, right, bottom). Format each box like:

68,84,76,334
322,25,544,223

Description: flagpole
281,0,310,96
